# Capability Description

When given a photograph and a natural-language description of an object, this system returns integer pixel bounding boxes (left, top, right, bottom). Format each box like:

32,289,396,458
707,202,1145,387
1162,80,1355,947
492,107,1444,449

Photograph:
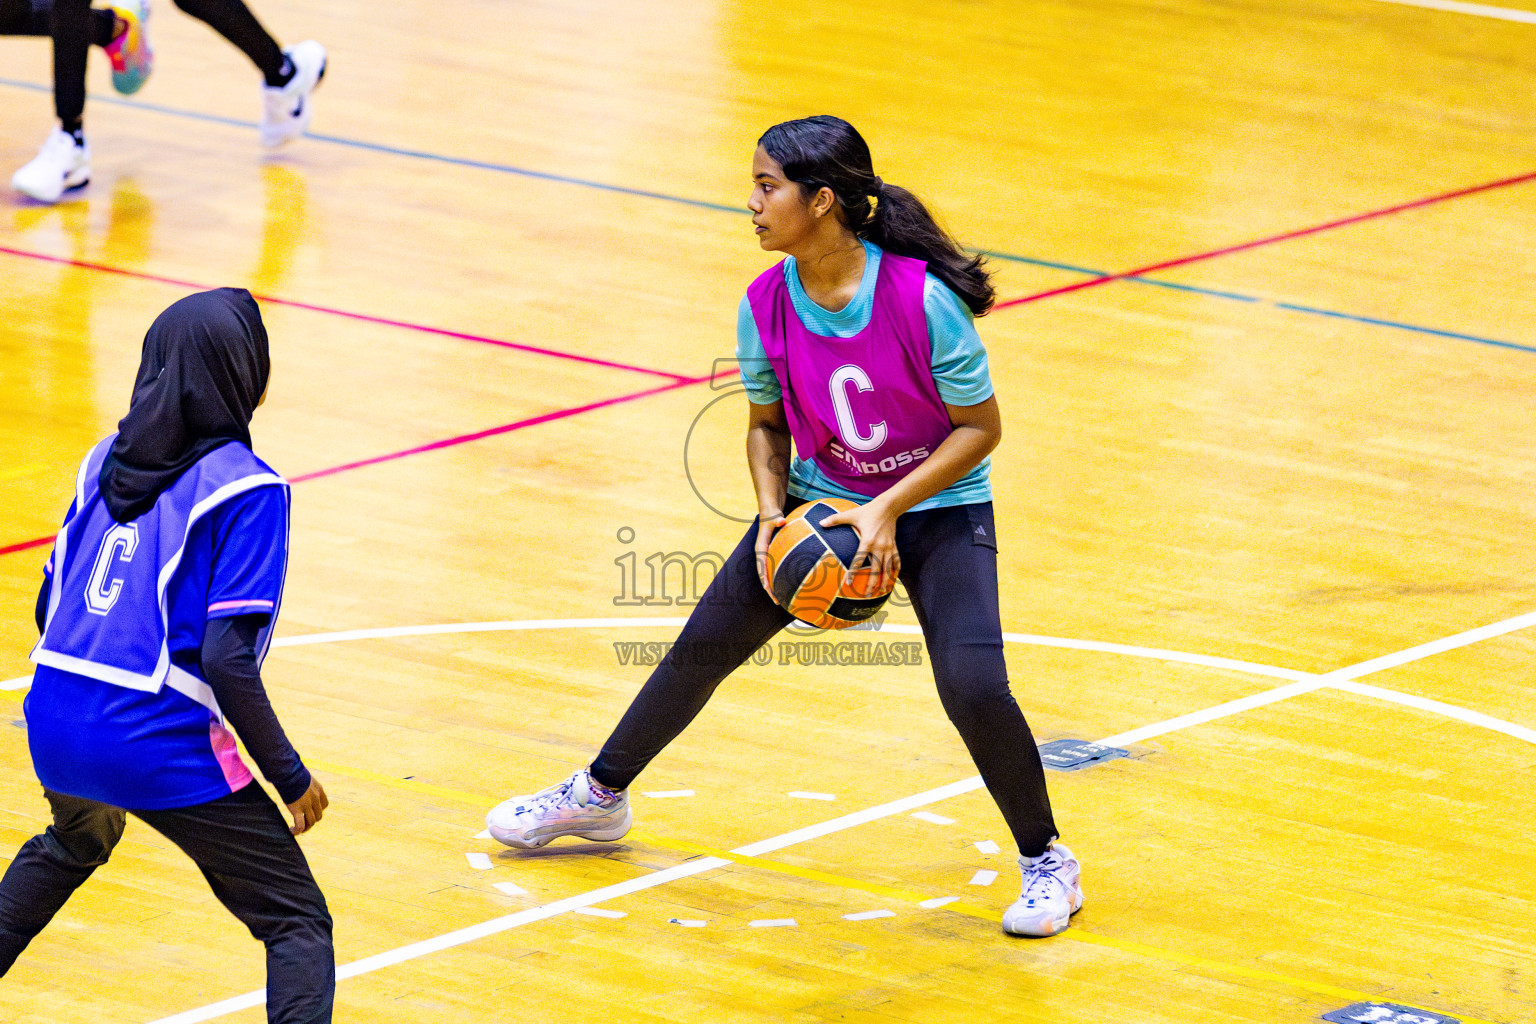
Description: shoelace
1019,855,1065,899
518,777,581,815
520,775,620,815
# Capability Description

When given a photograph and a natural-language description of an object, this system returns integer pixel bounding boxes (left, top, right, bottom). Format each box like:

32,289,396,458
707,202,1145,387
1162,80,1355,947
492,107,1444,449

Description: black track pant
0,784,333,1024
0,0,105,37
590,500,1060,857
45,0,285,131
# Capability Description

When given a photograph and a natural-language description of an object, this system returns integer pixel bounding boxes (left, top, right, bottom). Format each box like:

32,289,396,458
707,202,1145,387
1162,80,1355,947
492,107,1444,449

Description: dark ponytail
757,115,995,316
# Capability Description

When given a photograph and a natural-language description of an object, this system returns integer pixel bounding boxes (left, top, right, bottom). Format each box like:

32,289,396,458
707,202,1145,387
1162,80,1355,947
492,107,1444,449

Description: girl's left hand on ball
822,500,900,596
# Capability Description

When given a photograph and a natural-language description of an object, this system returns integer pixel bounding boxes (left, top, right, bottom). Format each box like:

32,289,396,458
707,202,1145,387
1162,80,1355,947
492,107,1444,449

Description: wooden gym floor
3,0,1535,1021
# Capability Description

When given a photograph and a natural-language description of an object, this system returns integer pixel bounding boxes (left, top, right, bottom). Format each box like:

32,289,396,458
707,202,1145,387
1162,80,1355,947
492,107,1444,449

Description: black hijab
99,288,271,523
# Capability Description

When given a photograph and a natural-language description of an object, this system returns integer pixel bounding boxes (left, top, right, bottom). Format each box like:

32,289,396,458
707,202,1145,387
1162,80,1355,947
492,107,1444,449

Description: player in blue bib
0,289,334,1023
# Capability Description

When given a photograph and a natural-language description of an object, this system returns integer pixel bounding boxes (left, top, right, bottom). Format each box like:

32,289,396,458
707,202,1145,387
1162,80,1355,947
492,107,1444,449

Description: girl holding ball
489,115,1082,937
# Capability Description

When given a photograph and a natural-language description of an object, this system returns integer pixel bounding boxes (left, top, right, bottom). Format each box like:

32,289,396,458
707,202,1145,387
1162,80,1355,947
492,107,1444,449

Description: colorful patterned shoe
104,0,153,95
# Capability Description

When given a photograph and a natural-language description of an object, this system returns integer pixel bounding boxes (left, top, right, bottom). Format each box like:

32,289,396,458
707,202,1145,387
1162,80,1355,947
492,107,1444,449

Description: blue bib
32,435,289,715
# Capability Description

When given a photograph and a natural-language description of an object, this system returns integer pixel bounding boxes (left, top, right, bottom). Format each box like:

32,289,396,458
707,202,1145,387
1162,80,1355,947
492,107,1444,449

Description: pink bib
747,251,954,497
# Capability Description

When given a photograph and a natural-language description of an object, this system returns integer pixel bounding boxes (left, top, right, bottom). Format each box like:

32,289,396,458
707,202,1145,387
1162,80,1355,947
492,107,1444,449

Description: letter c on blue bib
84,522,139,616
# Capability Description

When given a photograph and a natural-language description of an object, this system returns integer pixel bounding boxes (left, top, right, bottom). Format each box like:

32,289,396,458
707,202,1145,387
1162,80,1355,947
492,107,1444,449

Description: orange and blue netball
765,499,894,629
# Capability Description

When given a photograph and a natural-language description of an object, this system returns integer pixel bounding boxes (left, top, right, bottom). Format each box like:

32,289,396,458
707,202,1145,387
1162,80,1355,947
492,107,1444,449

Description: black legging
590,499,1060,857
44,0,286,132
0,785,333,1023
0,0,99,35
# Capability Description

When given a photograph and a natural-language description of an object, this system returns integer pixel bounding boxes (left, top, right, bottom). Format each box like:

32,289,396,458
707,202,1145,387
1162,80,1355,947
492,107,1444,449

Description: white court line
1363,0,1536,25
1319,608,1536,683
11,612,1534,748
995,630,1313,683
0,619,694,693
146,772,1004,1024
1100,679,1327,747
0,620,1330,688
1104,609,1536,746
141,699,1232,1024
842,909,895,921
147,856,732,1024
13,612,1536,746
266,617,1317,683
1330,679,1536,745
268,617,694,647
144,608,1536,1024
910,811,954,825
574,907,627,919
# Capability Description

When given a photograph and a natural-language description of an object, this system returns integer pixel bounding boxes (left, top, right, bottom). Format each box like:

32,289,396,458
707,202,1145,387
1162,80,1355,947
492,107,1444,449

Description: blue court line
1273,303,1536,355
0,77,743,214
974,250,1105,276
978,250,1265,302
979,249,1528,353
301,131,745,214
1,76,1526,356
1124,277,1263,302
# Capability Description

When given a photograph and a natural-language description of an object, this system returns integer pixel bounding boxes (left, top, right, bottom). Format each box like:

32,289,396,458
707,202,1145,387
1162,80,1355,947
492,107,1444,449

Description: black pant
45,0,285,130
0,0,86,36
590,500,1060,857
0,784,333,1024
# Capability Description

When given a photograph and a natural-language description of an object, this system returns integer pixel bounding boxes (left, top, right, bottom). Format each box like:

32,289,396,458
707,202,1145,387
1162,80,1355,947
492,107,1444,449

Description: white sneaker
11,129,90,203
486,769,632,849
259,40,326,148
1001,842,1083,937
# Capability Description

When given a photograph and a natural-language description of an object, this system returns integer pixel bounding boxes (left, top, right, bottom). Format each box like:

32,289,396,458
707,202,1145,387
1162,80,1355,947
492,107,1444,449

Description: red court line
1,372,728,558
0,245,691,382
28,168,1521,554
0,535,53,557
992,168,1536,311
290,376,709,483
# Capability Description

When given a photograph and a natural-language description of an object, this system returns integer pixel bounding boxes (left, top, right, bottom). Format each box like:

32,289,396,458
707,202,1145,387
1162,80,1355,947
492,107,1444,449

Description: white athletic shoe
1001,842,1083,937
259,40,326,148
11,129,90,203
486,769,632,849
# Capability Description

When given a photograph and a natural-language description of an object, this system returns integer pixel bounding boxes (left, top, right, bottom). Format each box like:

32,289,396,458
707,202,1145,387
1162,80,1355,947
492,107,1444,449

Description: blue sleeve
925,275,994,406
205,486,287,623
736,295,783,405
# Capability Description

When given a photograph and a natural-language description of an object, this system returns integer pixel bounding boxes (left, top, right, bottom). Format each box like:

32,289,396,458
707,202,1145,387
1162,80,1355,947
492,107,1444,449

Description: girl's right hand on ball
755,511,787,598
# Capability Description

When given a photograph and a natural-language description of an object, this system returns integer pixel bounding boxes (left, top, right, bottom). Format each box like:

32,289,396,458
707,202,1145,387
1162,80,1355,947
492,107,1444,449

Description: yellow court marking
0,464,47,483
302,755,1500,1024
